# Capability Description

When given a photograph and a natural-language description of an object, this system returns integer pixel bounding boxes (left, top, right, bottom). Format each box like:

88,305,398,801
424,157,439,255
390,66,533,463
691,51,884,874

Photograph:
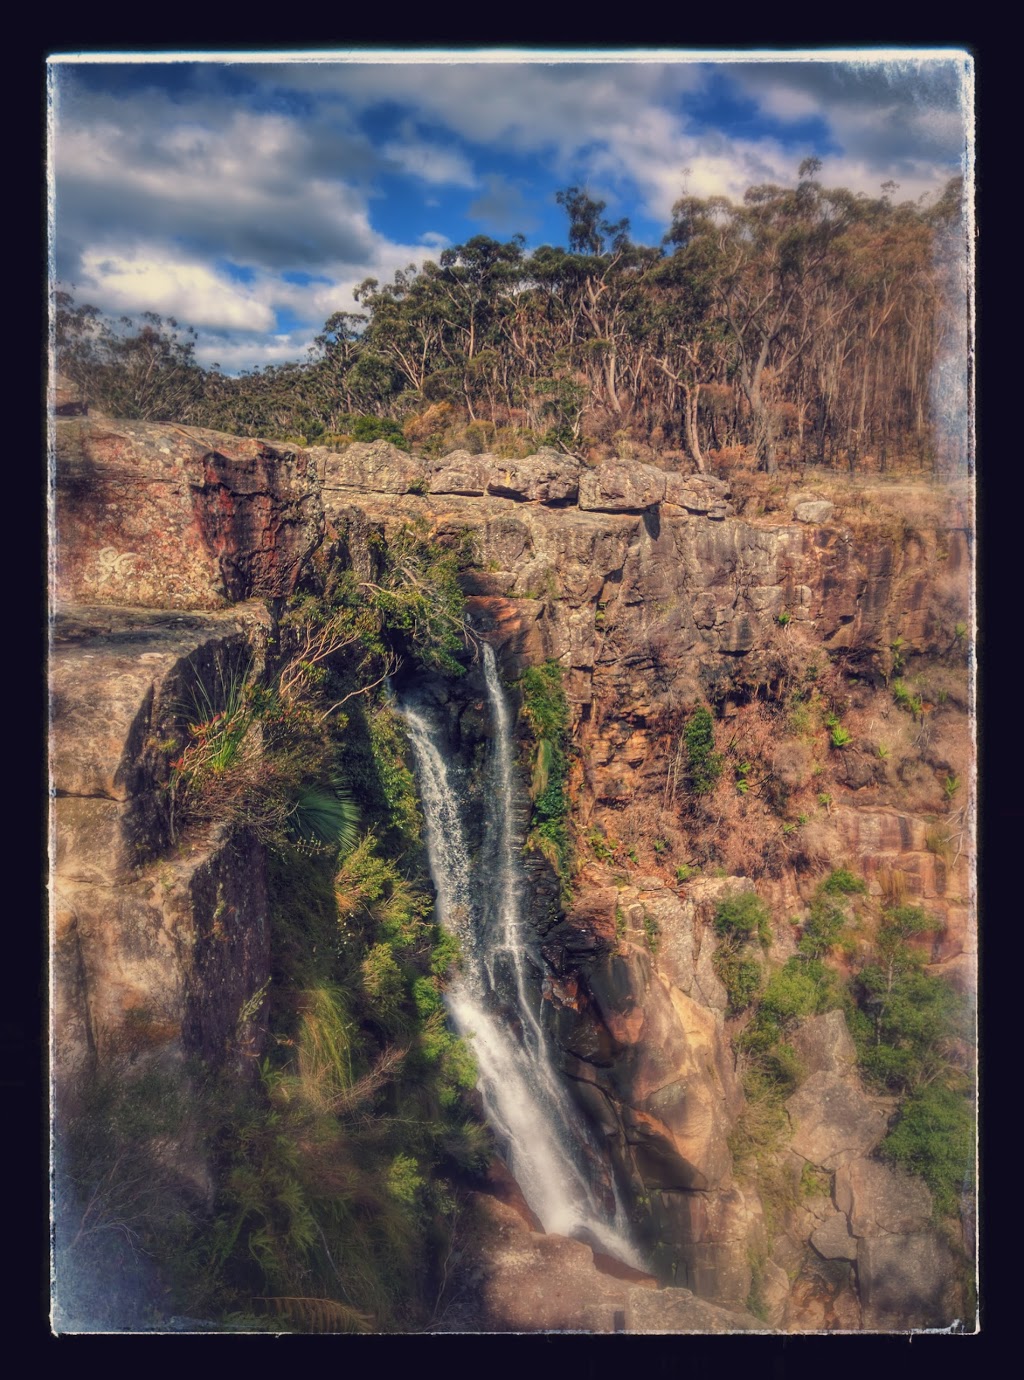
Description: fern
530,738,553,801
256,1296,373,1334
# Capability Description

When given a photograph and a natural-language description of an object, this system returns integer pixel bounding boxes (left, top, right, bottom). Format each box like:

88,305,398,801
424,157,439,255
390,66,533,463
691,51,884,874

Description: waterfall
397,648,643,1268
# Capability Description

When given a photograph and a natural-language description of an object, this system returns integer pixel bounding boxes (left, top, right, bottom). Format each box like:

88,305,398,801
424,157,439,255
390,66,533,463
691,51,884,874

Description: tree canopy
55,168,966,478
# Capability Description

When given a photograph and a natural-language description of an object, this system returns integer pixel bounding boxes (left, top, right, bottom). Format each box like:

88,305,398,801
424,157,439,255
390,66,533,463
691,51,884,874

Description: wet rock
464,1194,645,1332
548,886,620,958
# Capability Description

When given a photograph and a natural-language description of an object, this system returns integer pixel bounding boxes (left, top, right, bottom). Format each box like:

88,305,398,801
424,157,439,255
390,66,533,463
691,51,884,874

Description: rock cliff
50,417,974,1332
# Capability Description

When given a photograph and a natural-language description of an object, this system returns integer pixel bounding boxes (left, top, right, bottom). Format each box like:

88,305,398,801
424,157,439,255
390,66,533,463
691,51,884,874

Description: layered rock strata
50,418,973,1332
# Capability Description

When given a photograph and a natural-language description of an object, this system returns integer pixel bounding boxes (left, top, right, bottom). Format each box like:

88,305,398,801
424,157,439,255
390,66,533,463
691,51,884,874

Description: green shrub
643,911,660,955
880,1083,975,1217
798,895,848,959
760,961,828,1026
713,951,764,1014
822,867,867,896
892,679,924,718
350,414,411,449
366,522,468,676
520,662,573,891
714,890,772,949
684,706,723,795
588,830,617,863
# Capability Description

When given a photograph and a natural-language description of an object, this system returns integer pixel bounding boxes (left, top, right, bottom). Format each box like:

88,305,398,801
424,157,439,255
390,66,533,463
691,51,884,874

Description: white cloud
77,248,276,331
51,59,968,373
381,135,477,187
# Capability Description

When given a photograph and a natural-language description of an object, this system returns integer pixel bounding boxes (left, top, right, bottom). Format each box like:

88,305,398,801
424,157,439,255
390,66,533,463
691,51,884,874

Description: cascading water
397,645,643,1268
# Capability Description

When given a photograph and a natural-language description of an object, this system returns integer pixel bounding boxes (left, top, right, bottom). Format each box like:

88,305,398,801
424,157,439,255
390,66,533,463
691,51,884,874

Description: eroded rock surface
49,421,973,1332
786,1071,889,1170
55,417,322,608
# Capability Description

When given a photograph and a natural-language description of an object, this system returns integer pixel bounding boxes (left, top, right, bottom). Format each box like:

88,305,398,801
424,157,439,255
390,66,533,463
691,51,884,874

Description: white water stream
397,646,642,1266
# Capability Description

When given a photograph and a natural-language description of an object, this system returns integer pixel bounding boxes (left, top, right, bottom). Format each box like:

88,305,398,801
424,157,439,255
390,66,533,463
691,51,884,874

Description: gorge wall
50,412,974,1332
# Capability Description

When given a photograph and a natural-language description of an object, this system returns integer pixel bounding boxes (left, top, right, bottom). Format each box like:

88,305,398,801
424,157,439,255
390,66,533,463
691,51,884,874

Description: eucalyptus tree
54,293,206,424
666,161,857,473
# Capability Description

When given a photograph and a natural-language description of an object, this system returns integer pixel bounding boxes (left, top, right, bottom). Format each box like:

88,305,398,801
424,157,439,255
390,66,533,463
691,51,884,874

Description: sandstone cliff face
50,418,973,1332
54,417,323,608
51,604,276,1101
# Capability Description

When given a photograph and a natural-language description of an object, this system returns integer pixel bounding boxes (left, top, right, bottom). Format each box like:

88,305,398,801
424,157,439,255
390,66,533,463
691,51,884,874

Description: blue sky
48,51,972,374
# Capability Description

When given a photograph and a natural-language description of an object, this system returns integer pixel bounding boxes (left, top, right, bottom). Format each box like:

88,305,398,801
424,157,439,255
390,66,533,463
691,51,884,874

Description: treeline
55,164,966,476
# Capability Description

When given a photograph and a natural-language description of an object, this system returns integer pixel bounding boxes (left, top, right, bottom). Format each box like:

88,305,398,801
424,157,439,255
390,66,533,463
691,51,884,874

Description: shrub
520,662,573,891
892,679,924,718
684,706,723,795
798,896,848,958
350,413,410,449
643,910,660,954
880,1083,975,1217
366,522,468,676
713,950,764,1014
714,891,772,949
822,867,867,896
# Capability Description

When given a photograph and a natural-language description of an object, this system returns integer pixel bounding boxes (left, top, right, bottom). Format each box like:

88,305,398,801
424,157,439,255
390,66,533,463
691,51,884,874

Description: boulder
637,887,729,1014
579,461,666,512
793,500,835,524
486,450,581,504
315,440,429,494
834,1158,932,1237
50,604,274,1085
785,1071,889,1169
810,1211,858,1261
663,472,732,515
648,1185,764,1306
464,1193,651,1333
625,1286,761,1332
427,448,493,495
759,1259,791,1327
790,1010,858,1077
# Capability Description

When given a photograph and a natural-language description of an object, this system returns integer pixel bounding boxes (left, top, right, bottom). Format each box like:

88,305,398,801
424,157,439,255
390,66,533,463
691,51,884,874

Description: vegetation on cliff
518,660,573,894
725,867,974,1238
59,522,487,1332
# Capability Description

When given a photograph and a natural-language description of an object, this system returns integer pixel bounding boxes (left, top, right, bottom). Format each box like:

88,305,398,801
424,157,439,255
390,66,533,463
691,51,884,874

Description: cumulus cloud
77,247,276,331
381,127,477,187
54,108,382,274
50,55,969,373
